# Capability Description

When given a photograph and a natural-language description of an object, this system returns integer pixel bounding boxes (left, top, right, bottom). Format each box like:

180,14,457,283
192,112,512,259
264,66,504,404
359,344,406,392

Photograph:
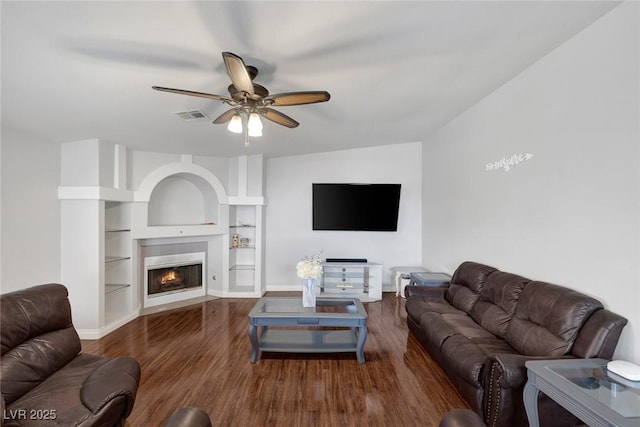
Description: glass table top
549,365,640,419
251,297,365,316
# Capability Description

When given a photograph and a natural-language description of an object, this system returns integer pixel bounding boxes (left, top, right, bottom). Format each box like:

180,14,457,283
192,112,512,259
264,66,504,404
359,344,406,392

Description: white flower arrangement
296,252,323,279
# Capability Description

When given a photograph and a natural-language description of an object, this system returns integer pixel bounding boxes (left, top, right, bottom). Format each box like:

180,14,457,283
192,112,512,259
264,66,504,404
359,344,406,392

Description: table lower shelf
259,329,358,353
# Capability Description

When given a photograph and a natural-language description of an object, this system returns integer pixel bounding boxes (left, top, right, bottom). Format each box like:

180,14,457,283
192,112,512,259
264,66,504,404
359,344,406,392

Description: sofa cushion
446,262,497,313
420,310,498,354
470,271,529,338
406,296,469,317
505,281,603,356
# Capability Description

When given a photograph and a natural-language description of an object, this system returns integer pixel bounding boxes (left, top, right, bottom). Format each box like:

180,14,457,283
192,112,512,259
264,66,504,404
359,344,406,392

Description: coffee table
524,358,640,427
248,297,368,363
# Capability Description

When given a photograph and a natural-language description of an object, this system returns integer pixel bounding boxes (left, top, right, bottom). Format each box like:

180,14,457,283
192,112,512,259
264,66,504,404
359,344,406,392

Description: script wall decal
485,153,534,172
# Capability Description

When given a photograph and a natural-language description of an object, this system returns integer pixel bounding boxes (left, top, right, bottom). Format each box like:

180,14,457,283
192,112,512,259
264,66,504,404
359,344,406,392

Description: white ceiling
1,1,619,158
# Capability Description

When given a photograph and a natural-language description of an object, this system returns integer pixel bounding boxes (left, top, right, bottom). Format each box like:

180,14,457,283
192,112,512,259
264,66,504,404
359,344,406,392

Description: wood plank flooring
81,293,470,426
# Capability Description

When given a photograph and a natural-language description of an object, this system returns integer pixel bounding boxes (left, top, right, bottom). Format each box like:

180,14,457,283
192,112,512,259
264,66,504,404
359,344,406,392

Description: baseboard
77,309,140,340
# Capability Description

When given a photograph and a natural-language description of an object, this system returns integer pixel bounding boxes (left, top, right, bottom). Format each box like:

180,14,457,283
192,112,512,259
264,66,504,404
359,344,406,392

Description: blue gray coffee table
248,297,368,363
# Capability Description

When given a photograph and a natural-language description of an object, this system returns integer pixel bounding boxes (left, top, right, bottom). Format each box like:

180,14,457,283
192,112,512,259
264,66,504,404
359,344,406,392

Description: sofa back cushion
470,271,530,338
505,281,603,356
446,262,498,313
1,284,81,404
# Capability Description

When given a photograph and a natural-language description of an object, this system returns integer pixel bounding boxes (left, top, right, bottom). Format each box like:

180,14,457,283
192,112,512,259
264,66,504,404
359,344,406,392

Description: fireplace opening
148,263,202,296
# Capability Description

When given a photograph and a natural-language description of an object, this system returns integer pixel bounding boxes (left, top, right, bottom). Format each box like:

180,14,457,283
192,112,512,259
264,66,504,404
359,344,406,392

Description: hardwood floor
81,293,470,426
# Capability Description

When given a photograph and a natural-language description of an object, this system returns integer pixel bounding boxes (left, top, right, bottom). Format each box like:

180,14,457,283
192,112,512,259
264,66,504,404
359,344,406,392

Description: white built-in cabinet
60,193,137,339
60,140,266,339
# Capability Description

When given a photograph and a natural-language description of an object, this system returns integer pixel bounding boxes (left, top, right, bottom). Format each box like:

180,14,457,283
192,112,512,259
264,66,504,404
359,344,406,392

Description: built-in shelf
105,284,131,294
132,224,225,239
230,264,256,271
102,200,135,335
227,199,263,296
151,223,217,226
105,256,131,263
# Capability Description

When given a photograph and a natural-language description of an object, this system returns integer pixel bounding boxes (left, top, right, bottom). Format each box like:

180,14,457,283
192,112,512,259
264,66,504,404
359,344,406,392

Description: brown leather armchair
163,407,213,427
1,284,140,427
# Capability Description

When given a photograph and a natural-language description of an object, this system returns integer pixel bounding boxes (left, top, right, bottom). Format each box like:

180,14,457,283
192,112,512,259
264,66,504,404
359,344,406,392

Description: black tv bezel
312,183,401,232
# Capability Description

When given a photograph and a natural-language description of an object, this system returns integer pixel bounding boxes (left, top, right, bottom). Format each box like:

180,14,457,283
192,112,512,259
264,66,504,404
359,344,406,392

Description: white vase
302,278,317,308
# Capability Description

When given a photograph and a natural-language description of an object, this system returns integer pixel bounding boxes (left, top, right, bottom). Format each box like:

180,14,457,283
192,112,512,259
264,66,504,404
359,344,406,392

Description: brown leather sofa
439,409,486,427
405,261,627,427
1,284,141,427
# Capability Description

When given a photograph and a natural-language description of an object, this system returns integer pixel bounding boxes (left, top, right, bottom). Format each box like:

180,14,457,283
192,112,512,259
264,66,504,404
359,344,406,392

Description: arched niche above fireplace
148,173,219,226
132,161,229,239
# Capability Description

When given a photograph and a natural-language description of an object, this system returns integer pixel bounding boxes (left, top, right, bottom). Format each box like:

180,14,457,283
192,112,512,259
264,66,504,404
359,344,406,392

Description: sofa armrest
80,356,141,419
484,353,574,427
573,309,627,359
404,285,447,299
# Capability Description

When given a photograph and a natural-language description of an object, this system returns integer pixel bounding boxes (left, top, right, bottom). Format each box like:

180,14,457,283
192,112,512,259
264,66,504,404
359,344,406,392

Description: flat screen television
312,183,401,231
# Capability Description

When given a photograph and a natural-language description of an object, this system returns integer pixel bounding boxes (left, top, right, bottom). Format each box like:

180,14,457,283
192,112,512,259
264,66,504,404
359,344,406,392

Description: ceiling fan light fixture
227,114,243,133
247,112,263,133
153,51,330,144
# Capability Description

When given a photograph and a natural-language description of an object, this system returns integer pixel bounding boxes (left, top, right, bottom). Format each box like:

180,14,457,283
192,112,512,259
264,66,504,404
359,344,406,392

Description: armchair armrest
404,285,447,299
163,407,212,427
80,356,141,419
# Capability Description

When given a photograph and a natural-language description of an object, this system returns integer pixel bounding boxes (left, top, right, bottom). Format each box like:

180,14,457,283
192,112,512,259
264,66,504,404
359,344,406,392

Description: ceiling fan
152,52,330,140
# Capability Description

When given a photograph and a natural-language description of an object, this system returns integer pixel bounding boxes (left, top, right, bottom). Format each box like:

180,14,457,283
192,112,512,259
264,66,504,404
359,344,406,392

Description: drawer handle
297,318,319,325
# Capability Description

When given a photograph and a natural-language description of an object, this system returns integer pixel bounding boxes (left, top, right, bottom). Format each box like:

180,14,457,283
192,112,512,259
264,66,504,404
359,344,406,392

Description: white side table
389,266,427,297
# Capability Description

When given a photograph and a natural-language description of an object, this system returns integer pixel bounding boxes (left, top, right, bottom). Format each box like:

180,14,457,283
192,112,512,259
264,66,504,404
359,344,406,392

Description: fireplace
144,252,206,307
148,263,202,295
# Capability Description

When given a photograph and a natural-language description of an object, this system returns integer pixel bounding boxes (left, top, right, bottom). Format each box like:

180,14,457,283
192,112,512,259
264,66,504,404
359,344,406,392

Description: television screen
312,183,401,231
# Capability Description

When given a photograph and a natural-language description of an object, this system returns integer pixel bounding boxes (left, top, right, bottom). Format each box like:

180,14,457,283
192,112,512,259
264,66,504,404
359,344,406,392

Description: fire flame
160,271,177,284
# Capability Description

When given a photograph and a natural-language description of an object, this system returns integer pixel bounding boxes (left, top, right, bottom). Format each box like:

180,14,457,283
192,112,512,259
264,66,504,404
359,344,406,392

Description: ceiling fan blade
261,108,299,128
212,109,238,124
264,91,331,106
152,86,232,103
222,52,254,96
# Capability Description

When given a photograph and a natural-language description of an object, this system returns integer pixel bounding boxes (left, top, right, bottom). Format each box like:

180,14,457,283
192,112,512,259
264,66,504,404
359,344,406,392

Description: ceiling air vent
174,109,209,121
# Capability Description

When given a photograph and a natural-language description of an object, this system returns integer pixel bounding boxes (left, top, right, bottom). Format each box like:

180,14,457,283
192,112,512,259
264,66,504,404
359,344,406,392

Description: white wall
1,128,61,292
422,3,639,361
265,142,422,290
